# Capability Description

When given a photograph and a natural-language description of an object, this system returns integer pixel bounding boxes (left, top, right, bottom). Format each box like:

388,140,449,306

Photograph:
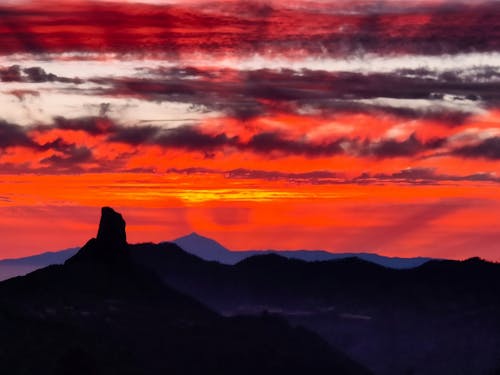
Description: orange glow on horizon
0,0,499,264
0,172,499,261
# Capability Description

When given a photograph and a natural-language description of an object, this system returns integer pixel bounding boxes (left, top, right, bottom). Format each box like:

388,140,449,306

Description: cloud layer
0,0,499,259
1,1,500,56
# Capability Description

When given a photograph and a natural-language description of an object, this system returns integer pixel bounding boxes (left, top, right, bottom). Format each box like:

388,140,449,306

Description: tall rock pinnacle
97,207,127,245
65,207,129,265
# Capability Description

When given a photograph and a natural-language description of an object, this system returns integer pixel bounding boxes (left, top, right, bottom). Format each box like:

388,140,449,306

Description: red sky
0,0,500,260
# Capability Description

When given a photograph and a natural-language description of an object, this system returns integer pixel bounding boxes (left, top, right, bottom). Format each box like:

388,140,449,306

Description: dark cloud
244,132,345,157
101,119,446,159
51,116,115,135
40,145,93,169
140,66,215,79
155,126,239,155
0,65,22,82
108,125,239,153
46,119,446,159
166,166,500,185
22,66,68,83
0,119,97,173
0,65,81,84
107,125,159,145
91,66,500,123
376,168,447,182
451,137,500,160
1,115,498,175
225,168,340,181
2,62,486,126
166,167,340,182
0,120,36,149
362,133,445,158
355,168,500,184
165,167,217,175
0,162,32,174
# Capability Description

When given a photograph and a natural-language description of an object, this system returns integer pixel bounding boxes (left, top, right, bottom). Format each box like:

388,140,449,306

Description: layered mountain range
1,207,499,375
0,207,369,375
130,243,500,375
0,230,432,282
173,232,433,268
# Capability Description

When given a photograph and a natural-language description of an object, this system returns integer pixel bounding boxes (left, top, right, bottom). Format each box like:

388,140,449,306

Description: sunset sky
0,0,499,260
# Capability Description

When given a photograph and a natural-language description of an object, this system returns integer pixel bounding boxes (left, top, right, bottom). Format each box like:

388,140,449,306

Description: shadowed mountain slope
130,242,500,375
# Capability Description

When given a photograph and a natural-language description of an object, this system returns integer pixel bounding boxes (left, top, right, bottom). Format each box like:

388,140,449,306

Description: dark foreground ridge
0,207,370,375
131,242,500,375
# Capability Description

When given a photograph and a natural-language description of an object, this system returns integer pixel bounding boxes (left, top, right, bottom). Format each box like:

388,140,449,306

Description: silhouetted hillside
130,242,500,375
0,207,370,375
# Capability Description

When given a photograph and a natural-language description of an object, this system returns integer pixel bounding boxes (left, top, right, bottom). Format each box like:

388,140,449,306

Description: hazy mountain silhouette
131,243,500,375
173,232,433,268
173,232,240,262
0,231,432,282
0,248,78,281
0,207,371,375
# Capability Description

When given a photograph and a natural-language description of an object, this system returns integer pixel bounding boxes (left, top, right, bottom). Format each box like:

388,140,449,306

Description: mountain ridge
1,231,434,281
0,207,371,375
173,231,435,268
130,241,500,375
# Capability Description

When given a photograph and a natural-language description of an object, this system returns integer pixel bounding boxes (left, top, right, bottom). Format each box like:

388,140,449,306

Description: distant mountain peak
176,231,219,243
97,207,127,245
183,232,213,241
173,231,233,262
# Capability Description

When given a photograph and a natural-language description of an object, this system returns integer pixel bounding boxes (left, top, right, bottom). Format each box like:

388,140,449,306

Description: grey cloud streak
85,66,500,124
166,166,500,185
0,65,81,84
5,62,500,125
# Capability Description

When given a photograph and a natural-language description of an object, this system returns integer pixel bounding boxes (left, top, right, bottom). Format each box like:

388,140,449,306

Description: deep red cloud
0,1,499,56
